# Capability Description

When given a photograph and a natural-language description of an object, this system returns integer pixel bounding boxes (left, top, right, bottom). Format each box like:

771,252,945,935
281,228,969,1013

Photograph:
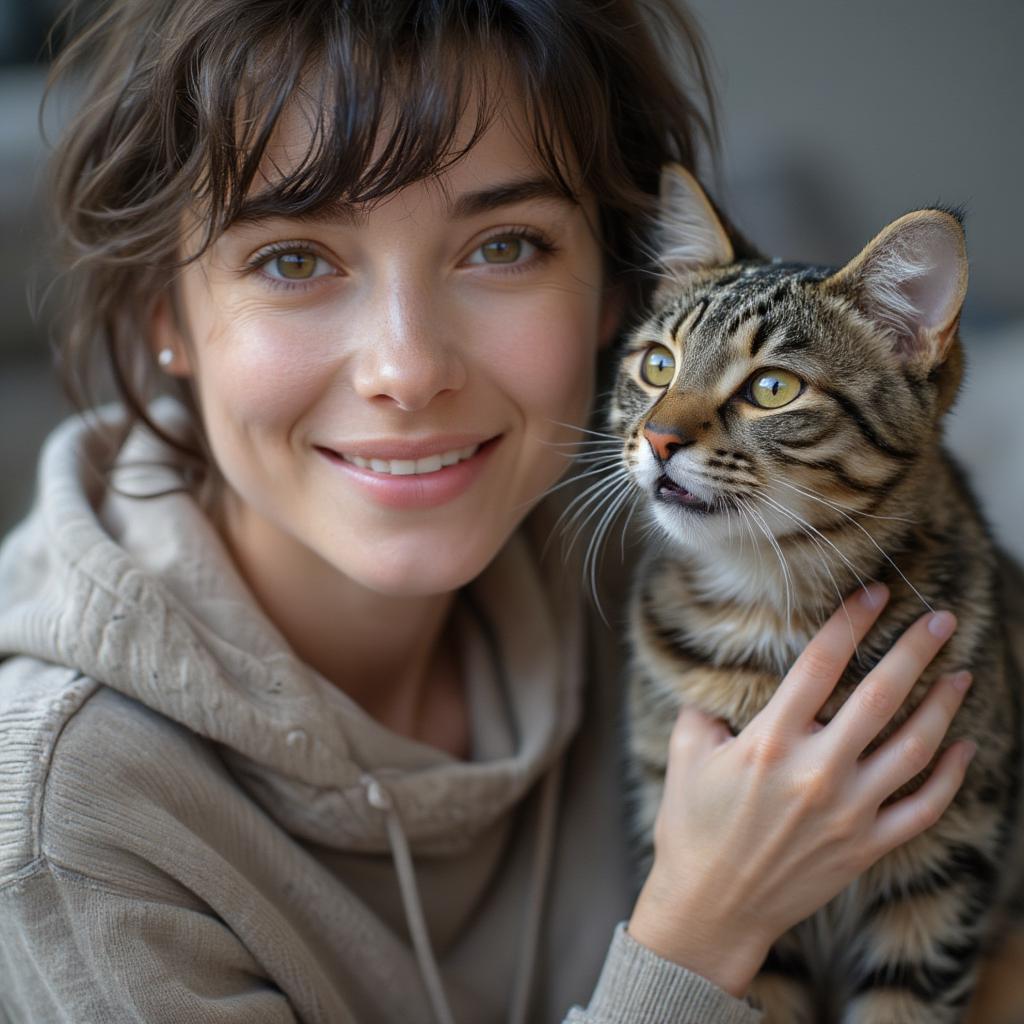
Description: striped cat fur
607,165,1024,1023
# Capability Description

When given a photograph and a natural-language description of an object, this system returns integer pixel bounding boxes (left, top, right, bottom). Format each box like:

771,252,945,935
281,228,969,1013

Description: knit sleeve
563,923,763,1024
0,860,301,1024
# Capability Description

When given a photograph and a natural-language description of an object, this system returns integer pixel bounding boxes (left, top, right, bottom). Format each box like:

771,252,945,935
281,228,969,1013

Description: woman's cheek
503,303,599,419
200,313,336,432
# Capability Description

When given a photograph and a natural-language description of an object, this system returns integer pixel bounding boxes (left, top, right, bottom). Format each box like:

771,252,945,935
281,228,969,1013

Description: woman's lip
319,433,500,461
317,436,502,509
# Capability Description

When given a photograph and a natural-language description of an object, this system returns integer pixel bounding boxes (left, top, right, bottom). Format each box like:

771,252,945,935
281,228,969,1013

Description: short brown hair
47,0,720,468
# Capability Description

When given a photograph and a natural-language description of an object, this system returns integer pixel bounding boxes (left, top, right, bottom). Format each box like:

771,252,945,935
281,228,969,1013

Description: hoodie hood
0,400,584,856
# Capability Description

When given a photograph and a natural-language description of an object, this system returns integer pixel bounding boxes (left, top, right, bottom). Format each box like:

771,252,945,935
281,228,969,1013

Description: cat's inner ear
655,164,734,282
824,210,967,365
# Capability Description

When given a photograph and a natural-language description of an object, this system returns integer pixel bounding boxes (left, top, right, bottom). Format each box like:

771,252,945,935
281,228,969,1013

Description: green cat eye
749,368,802,409
641,345,676,387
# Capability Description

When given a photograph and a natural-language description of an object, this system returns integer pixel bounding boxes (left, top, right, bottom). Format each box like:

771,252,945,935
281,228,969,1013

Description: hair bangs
191,8,580,245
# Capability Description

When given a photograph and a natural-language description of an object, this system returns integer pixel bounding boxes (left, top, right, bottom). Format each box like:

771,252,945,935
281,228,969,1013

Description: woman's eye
259,250,334,282
640,344,676,387
466,235,536,266
748,368,803,408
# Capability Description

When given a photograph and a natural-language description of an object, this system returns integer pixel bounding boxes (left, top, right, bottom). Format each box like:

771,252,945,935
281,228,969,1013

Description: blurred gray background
1,0,1022,559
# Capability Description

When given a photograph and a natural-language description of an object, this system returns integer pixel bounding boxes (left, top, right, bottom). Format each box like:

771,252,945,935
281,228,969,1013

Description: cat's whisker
767,483,935,613
618,490,644,562
775,478,917,525
538,478,624,566
754,493,865,654
583,485,635,623
733,495,795,632
545,469,633,563
566,450,625,464
542,418,622,441
550,466,629,535
537,438,623,449
551,454,621,468
731,494,761,559
515,460,624,517
758,493,874,598
564,473,634,559
545,445,622,468
559,483,632,592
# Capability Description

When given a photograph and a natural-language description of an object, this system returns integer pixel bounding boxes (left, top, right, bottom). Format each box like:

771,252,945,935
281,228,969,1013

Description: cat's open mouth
655,476,716,514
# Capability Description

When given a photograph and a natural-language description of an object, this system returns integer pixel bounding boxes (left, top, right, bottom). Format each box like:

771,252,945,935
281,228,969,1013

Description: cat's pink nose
643,424,688,462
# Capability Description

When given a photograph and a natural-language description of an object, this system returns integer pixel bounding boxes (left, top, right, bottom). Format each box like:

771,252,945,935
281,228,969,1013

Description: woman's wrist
627,872,771,999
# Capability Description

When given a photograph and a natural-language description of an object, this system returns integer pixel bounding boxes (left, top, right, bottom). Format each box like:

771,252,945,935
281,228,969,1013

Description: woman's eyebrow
229,176,578,230
447,177,578,219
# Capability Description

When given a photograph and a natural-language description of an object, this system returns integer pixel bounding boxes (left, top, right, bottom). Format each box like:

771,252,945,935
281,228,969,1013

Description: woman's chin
344,548,493,600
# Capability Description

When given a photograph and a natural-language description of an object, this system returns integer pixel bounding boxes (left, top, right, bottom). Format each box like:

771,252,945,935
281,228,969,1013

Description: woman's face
159,90,620,597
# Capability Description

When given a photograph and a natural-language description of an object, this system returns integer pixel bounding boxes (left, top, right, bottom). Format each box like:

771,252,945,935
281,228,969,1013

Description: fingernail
928,611,957,639
860,583,889,609
950,671,972,694
962,741,977,767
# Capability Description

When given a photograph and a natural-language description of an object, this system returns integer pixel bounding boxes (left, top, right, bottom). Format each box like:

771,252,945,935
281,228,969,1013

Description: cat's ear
655,164,734,283
823,210,967,366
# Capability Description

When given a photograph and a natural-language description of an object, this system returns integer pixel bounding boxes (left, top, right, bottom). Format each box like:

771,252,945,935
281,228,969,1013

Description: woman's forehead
236,69,590,226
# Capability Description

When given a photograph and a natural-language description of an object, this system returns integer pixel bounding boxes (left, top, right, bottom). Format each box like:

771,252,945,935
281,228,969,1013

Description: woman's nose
350,281,467,412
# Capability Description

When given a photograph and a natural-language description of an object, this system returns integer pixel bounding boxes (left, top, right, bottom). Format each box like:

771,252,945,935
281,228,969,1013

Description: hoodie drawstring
362,774,457,1024
361,760,564,1024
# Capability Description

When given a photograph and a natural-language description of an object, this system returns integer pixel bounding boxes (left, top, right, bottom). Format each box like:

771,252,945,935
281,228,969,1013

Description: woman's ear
150,291,194,377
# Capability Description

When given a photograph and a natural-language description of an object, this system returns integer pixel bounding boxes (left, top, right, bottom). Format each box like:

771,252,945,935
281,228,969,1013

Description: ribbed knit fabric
573,925,761,1024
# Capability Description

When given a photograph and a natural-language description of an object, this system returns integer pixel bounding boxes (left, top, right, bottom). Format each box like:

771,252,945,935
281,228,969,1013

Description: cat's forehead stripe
764,329,813,359
748,319,776,359
668,301,707,344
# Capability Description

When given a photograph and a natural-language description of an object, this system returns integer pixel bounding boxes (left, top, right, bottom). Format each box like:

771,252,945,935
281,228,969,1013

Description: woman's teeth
343,444,479,476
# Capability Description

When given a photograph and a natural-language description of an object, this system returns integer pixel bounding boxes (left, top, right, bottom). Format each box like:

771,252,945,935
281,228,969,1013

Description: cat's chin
650,501,735,552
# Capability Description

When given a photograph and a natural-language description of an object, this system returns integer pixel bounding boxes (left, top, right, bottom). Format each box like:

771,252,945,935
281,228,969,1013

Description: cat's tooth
370,459,390,473
415,454,443,474
349,455,368,468
440,450,461,466
389,459,417,476
458,445,476,460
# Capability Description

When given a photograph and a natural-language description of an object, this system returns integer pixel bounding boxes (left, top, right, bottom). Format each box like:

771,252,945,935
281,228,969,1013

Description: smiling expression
156,84,620,598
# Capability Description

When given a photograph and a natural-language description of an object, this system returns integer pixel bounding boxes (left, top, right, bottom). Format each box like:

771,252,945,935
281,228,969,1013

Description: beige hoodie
0,400,762,1023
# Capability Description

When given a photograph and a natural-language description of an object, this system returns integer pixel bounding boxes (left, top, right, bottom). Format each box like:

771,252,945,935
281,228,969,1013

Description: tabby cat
607,164,1023,1023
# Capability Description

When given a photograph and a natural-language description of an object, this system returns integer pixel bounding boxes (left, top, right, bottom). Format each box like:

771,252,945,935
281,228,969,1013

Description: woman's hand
627,583,976,998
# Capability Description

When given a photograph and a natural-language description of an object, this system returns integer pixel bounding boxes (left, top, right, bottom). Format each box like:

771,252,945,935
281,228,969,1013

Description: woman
0,1,978,1021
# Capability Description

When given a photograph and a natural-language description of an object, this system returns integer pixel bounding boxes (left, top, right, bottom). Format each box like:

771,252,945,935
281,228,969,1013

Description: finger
770,583,889,730
869,740,975,857
858,670,972,805
827,609,957,760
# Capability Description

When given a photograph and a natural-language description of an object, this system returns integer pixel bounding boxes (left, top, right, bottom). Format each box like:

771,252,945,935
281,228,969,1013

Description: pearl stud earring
157,348,174,368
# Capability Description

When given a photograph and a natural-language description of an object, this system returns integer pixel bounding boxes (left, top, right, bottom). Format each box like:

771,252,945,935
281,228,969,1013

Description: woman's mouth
339,443,480,476
315,436,502,509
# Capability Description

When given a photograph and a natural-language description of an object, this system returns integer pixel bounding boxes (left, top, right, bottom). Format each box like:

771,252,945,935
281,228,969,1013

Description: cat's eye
748,368,802,408
640,345,676,387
